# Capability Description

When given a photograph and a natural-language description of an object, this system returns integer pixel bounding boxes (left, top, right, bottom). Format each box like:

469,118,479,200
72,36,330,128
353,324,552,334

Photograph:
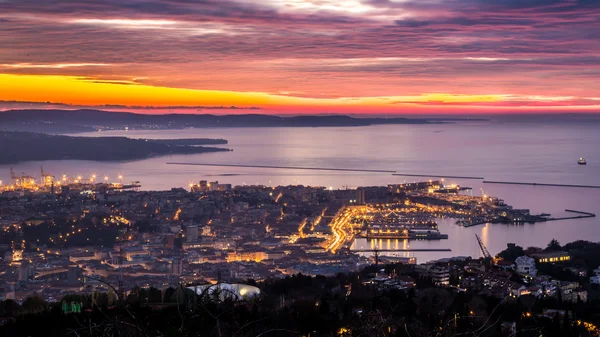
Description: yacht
578,158,587,165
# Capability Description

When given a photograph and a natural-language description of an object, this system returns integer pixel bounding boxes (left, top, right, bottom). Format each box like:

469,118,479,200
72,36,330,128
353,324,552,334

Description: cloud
0,100,261,111
1,63,111,69
0,0,598,112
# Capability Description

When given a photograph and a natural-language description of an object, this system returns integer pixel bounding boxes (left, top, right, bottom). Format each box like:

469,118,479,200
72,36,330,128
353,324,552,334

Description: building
120,247,150,262
201,225,214,237
168,258,183,276
191,181,232,193
355,188,365,205
187,283,260,301
590,267,600,285
430,266,450,286
562,287,587,303
185,224,199,242
12,248,23,262
191,180,209,193
531,251,571,263
515,256,537,276
227,251,268,263
18,262,34,282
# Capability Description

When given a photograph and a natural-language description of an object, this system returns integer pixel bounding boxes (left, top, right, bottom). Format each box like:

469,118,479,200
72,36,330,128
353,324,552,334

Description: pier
483,180,600,189
456,209,595,227
352,248,451,253
393,173,484,180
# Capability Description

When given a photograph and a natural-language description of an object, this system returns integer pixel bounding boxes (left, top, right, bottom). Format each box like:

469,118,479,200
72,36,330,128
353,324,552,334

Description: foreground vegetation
2,259,600,337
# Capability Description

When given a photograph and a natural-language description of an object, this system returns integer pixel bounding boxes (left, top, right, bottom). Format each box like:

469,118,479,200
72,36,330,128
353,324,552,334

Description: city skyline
1,0,600,114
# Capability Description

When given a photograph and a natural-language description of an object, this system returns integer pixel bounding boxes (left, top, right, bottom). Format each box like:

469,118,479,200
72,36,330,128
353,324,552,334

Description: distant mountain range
0,109,484,133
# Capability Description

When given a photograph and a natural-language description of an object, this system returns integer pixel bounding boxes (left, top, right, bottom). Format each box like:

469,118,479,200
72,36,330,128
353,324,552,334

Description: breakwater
168,162,485,178
483,180,600,189
167,162,395,173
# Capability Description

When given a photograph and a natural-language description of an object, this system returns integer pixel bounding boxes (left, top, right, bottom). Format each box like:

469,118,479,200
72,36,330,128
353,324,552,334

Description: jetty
483,180,600,189
546,209,596,221
456,209,595,227
393,173,483,180
352,248,451,253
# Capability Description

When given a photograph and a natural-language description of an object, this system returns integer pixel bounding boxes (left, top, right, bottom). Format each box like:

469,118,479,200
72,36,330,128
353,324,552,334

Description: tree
148,287,162,303
547,239,562,251
21,296,46,314
497,243,524,261
0,299,21,316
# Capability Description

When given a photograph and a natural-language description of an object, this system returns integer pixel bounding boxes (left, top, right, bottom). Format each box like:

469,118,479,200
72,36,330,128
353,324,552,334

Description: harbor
0,167,141,194
456,209,596,227
352,248,452,253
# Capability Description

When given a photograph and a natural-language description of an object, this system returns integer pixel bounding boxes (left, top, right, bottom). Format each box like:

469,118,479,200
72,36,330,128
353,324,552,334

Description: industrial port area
0,167,141,194
0,168,596,303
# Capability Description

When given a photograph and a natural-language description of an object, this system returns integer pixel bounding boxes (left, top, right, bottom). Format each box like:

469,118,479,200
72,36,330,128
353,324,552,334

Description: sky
1,0,599,114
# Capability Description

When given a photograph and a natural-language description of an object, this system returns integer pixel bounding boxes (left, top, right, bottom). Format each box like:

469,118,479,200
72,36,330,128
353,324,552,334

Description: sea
2,115,599,263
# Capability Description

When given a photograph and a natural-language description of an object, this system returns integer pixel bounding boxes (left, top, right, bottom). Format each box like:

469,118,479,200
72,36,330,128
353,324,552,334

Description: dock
483,180,600,189
352,248,451,253
357,234,449,240
393,173,484,180
456,209,595,227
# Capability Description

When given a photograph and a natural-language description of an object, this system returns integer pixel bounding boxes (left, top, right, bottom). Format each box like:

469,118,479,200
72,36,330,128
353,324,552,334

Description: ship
107,181,142,190
578,158,587,165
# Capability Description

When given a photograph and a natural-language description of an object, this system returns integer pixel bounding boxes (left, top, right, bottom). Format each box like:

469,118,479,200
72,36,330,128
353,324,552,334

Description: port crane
40,166,56,187
475,234,491,259
10,167,36,189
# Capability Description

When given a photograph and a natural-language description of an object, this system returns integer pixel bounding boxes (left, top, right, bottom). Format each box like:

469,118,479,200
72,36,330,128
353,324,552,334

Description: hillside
0,132,230,164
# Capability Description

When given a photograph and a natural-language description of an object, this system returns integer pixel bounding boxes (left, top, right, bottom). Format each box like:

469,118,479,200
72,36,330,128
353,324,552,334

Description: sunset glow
1,0,599,114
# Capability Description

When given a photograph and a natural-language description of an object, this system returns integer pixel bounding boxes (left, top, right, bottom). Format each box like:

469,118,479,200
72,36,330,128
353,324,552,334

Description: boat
578,158,587,165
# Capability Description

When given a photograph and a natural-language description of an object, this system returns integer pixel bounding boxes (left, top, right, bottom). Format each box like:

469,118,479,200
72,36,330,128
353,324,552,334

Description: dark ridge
0,131,230,164
0,109,469,132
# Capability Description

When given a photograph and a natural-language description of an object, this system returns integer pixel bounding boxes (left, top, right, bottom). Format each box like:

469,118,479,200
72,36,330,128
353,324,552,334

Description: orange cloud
2,74,599,114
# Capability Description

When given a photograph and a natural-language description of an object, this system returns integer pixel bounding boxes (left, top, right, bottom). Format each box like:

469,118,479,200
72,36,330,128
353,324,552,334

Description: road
327,206,364,253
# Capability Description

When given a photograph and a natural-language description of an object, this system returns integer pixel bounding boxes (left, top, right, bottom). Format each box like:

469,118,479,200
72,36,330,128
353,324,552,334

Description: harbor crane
475,234,491,259
40,166,55,187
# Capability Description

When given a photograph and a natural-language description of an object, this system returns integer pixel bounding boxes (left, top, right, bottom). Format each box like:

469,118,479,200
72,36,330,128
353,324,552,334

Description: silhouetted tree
547,239,562,251
21,296,46,314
